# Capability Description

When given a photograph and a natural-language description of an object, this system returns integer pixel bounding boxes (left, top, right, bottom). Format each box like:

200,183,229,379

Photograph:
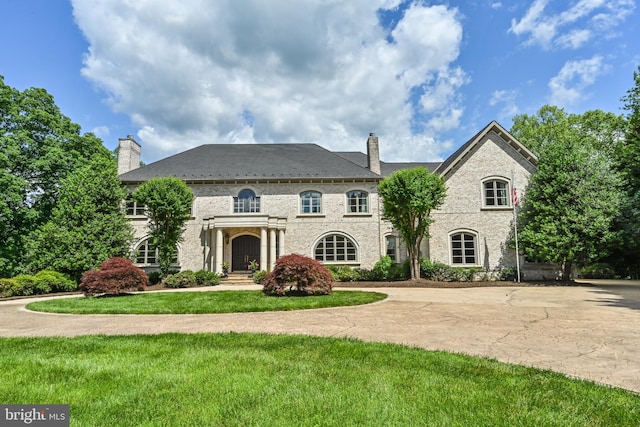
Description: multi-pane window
347,190,368,213
234,189,260,213
135,238,178,265
451,232,477,265
385,235,397,261
315,234,357,262
484,180,509,207
300,191,322,214
125,197,145,216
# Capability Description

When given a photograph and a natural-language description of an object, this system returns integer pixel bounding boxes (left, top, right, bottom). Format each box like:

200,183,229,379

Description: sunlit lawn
1,333,638,426
26,290,387,314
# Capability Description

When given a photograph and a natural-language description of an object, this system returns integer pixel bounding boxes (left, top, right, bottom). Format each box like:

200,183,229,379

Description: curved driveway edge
1,284,639,394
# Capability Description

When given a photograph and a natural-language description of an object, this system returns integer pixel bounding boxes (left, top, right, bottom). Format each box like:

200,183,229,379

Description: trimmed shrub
34,270,77,293
262,254,334,296
12,275,39,296
252,270,267,284
326,265,360,282
80,257,148,297
420,259,473,282
0,271,76,298
0,278,18,297
164,270,197,288
147,271,163,286
497,266,518,281
195,269,221,286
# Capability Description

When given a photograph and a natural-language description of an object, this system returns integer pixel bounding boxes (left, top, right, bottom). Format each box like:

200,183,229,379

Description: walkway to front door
231,235,260,272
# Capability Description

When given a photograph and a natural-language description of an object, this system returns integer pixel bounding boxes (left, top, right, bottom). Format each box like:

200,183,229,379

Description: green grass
26,290,387,314
0,333,637,426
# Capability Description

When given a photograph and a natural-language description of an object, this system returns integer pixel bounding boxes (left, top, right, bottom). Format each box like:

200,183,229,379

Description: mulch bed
333,279,577,288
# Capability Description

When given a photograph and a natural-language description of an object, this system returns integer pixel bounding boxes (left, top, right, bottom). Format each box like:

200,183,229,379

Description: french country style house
118,121,544,278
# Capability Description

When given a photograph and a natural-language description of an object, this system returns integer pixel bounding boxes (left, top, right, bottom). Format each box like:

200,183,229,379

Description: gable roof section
335,152,441,176
434,121,537,178
119,143,381,183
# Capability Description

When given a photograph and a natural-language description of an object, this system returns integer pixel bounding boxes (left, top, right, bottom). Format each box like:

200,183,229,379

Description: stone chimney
367,132,381,175
117,135,141,175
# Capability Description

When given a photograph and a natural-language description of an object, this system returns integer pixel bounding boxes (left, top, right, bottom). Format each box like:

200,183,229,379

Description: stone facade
428,130,536,274
121,121,538,276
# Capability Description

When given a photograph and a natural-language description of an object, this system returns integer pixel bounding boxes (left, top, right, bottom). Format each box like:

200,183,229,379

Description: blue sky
1,1,638,164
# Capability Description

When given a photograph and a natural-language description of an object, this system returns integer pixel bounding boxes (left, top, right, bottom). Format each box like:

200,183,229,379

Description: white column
260,227,268,271
279,229,285,258
269,229,277,271
215,228,223,273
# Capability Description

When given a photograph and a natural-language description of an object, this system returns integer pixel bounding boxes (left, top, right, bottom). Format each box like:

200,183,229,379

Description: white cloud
548,56,609,106
509,0,635,50
489,89,519,122
71,0,466,162
90,125,110,139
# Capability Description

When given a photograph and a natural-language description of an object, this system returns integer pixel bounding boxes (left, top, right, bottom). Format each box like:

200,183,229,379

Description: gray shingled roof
434,121,537,177
119,143,382,182
335,152,441,176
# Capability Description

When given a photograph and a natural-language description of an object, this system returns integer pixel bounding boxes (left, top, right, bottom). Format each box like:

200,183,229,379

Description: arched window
134,238,178,265
300,191,322,214
314,234,357,262
346,190,368,213
450,231,478,265
483,179,509,207
385,235,397,262
234,189,260,213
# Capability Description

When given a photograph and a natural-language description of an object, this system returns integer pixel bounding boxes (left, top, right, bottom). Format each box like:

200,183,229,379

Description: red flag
512,187,519,207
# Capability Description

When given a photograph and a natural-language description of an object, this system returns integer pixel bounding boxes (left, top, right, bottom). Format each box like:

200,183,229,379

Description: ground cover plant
0,333,637,426
26,290,386,314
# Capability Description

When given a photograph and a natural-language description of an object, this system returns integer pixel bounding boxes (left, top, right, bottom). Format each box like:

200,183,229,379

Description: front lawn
0,333,637,426
26,290,387,314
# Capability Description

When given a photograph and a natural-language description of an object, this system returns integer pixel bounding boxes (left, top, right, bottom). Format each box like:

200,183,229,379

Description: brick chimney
367,132,381,175
117,135,141,175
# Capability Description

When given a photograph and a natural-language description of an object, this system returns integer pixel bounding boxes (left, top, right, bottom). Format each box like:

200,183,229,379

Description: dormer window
234,189,260,213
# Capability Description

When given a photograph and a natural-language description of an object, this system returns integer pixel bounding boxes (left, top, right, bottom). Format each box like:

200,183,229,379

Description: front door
232,235,260,272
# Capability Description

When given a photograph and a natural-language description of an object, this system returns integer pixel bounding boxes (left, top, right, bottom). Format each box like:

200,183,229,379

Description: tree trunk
562,261,572,281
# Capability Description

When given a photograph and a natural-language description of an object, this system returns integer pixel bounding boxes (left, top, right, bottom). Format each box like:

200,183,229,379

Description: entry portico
205,215,286,273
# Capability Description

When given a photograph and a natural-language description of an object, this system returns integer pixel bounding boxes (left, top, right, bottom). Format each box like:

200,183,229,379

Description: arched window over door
234,189,260,213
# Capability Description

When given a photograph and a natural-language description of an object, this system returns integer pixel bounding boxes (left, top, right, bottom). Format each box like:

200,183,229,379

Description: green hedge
164,270,220,288
0,270,77,298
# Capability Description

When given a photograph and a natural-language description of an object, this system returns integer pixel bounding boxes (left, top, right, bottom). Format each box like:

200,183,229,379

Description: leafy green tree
608,66,640,277
511,105,626,156
378,167,446,280
133,177,194,277
511,106,628,279
0,76,109,277
517,139,624,280
26,154,134,281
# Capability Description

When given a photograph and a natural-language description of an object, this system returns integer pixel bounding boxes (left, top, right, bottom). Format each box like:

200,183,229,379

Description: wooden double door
231,235,260,272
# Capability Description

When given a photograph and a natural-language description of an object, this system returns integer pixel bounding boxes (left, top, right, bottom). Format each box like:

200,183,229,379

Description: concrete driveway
1,282,639,394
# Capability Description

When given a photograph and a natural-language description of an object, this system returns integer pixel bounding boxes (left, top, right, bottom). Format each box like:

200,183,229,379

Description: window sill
481,206,513,211
344,213,372,217
296,213,325,218
126,215,148,220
